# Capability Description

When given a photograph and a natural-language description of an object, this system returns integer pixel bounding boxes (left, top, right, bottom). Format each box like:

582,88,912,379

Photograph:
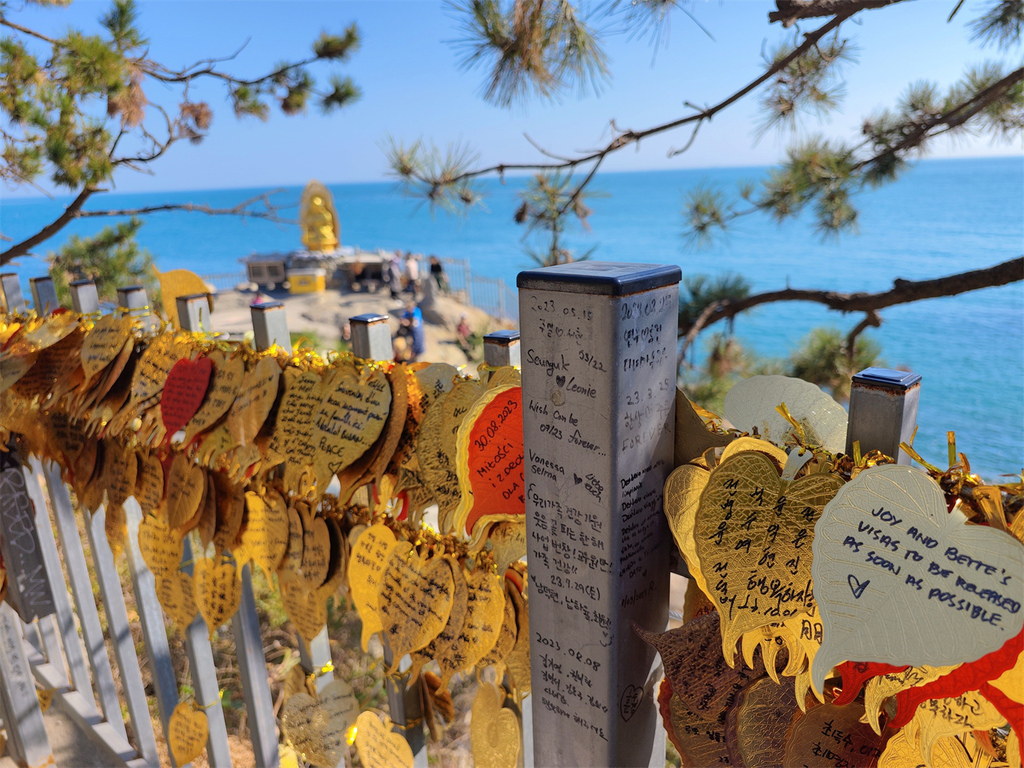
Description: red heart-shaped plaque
161,357,214,436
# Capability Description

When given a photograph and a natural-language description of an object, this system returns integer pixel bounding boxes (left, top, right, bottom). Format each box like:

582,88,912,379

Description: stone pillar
69,279,100,313
484,330,521,368
250,301,290,352
846,367,922,464
30,276,60,314
518,262,679,767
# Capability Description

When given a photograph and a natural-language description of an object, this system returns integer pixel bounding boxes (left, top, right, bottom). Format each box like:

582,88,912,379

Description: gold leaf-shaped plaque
470,681,520,768
105,441,138,509
166,453,204,530
378,542,454,670
504,577,531,699
281,681,357,768
280,503,305,579
194,557,241,636
438,566,505,688
354,710,414,768
636,612,764,714
664,463,712,594
157,571,199,629
240,491,289,580
184,350,244,443
695,450,843,659
130,332,188,405
138,514,183,578
311,362,392,490
169,701,208,767
667,690,732,768
348,523,399,651
725,675,800,767
418,379,485,533
265,367,321,478
782,702,889,768
478,581,518,675
280,571,327,644
226,356,280,446
136,451,165,515
487,520,527,577
864,665,956,735
211,471,244,556
81,314,134,383
911,691,1006,766
301,516,330,588
411,558,467,683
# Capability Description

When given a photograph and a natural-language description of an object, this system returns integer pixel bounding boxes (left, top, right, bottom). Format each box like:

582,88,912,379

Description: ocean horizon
3,156,1022,478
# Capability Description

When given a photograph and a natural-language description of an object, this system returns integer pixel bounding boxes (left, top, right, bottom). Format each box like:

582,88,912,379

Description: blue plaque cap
485,330,520,341
852,367,922,391
251,300,285,310
69,279,94,287
517,261,681,296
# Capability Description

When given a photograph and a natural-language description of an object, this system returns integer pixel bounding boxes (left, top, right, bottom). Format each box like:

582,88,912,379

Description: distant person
456,313,472,360
400,301,426,361
404,252,420,296
388,254,403,300
429,255,448,293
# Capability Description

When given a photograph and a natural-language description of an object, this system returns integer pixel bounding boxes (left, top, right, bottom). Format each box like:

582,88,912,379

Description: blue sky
4,0,1022,196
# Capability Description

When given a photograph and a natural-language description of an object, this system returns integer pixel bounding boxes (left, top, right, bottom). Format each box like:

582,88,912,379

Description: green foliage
758,32,854,136
516,171,597,266
1,0,363,266
683,326,882,413
452,0,609,107
677,273,750,332
46,217,155,303
970,0,1024,48
385,135,482,213
789,327,883,401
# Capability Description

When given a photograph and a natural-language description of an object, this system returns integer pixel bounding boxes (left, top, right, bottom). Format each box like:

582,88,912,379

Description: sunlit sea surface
3,156,1022,478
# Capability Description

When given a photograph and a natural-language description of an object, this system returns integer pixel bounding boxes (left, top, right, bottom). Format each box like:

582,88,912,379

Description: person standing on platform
429,255,448,293
400,301,426,362
404,252,420,297
388,252,404,301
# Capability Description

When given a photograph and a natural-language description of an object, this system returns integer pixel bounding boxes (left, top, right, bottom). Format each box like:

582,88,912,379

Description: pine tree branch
853,65,1024,173
677,256,1024,357
769,0,907,27
0,187,97,267
74,193,295,224
407,10,859,190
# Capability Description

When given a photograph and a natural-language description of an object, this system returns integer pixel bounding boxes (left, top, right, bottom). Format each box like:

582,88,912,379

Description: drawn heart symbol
555,375,566,388
573,473,583,485
847,574,869,600
161,356,213,437
619,684,643,722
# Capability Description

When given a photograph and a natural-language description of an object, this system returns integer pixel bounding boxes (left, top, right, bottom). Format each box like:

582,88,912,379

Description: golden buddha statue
299,181,340,253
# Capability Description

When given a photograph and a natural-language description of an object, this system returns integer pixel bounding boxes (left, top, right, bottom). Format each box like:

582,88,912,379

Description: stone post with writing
518,262,679,767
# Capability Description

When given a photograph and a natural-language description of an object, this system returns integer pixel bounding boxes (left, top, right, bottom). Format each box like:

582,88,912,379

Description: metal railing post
0,272,27,312
518,262,680,767
483,330,521,368
250,301,290,352
846,367,922,464
70,279,100,313
30,276,60,314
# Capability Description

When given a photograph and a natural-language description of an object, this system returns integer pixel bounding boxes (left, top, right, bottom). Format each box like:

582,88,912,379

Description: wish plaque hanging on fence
0,447,56,622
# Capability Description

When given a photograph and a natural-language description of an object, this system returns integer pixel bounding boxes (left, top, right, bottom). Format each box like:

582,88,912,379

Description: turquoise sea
3,157,1022,479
